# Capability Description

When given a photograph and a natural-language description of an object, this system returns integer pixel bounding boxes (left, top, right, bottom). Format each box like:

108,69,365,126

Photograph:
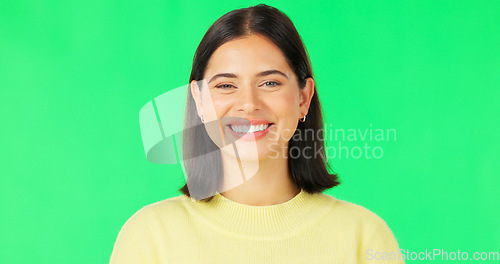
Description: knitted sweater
109,189,404,263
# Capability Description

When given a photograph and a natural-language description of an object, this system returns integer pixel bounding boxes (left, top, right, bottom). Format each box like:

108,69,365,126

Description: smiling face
191,34,314,160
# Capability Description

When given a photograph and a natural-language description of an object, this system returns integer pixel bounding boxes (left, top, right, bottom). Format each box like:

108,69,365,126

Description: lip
224,118,274,141
226,118,273,126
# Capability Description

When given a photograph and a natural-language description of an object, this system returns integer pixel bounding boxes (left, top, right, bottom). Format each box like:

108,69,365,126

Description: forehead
205,34,292,77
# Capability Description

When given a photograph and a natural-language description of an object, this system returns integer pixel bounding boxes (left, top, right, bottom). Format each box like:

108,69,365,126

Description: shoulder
110,195,193,263
137,194,193,216
325,195,389,223
327,196,404,262
119,195,193,233
320,194,396,239
321,195,402,258
142,194,192,214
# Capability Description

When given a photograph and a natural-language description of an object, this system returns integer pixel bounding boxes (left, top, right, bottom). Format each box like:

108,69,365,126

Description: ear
190,80,203,118
299,77,315,117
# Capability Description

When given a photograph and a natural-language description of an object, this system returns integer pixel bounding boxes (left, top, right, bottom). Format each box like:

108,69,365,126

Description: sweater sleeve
358,212,405,264
109,206,156,264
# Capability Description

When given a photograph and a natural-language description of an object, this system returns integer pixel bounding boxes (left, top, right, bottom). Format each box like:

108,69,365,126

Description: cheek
272,90,300,117
203,93,232,119
266,92,300,141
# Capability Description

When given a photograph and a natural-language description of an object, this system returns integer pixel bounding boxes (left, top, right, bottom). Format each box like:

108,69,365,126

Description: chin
221,140,283,162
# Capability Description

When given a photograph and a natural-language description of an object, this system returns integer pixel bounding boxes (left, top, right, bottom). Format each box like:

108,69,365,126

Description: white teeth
230,124,270,133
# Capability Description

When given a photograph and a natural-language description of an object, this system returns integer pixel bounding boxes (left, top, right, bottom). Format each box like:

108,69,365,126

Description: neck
218,145,300,206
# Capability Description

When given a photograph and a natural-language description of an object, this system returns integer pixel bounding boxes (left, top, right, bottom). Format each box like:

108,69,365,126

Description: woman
110,4,404,264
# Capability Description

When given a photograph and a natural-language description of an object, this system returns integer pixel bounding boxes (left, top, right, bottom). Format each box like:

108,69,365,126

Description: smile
225,121,274,141
229,123,272,133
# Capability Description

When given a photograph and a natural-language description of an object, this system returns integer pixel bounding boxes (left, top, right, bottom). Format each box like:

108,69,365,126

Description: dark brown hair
179,4,339,201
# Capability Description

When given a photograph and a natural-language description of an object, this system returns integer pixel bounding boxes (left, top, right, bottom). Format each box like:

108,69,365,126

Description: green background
1,0,498,263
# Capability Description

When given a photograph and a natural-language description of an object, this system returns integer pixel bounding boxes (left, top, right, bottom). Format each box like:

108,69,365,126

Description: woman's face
191,34,314,160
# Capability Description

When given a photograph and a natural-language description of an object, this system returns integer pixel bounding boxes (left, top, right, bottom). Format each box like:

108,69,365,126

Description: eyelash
262,81,281,87
215,84,236,89
215,81,281,89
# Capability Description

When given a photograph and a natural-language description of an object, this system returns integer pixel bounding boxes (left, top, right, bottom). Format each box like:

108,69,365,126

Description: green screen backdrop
1,0,498,263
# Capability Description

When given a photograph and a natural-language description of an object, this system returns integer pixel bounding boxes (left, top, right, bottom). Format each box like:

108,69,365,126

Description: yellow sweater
109,189,404,263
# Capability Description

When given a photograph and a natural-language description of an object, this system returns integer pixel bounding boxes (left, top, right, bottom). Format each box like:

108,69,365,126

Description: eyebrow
208,70,288,84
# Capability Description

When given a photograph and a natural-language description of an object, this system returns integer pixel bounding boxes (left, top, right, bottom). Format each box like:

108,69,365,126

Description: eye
215,84,236,89
262,81,281,87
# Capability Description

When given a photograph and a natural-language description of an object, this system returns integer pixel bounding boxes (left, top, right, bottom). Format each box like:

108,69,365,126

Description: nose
235,84,261,114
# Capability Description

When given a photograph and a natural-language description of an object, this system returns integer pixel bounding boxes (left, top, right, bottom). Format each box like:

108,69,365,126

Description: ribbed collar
184,189,334,238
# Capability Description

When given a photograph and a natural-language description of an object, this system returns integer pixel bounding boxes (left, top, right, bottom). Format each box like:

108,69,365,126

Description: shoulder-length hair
179,4,339,201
